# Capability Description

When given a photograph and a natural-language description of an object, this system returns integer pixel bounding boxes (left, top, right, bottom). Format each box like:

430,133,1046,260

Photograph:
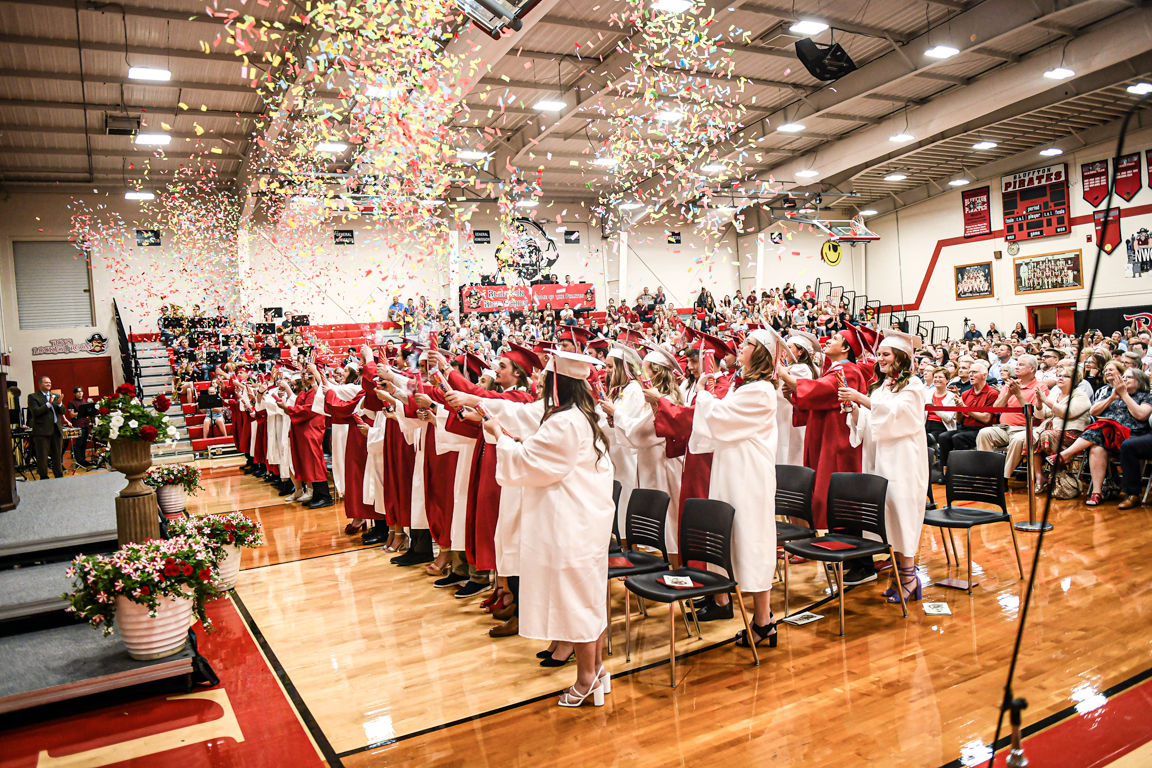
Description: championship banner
1146,150,1152,191
961,186,991,237
460,282,596,313
1093,208,1121,254
1081,160,1109,207
1114,152,1142,202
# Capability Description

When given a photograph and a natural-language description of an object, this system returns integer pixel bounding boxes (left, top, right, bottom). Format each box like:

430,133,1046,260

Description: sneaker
842,565,878,586
433,572,469,589
454,581,493,599
693,599,733,622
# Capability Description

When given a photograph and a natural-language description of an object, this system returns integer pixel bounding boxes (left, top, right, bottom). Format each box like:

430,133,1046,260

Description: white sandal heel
597,666,611,695
558,679,604,708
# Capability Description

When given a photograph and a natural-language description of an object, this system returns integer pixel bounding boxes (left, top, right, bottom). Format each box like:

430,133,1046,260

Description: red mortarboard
855,324,880,355
617,328,646,346
533,340,557,356
692,329,737,359
838,325,865,357
503,342,544,373
464,351,487,377
558,326,591,347
586,336,611,351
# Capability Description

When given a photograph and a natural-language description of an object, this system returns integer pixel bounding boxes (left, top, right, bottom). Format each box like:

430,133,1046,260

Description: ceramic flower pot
113,593,194,660
217,544,242,590
109,439,154,498
156,485,187,519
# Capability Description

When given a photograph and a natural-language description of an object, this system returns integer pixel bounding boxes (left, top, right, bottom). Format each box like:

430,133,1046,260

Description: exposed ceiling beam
0,147,244,160
537,15,622,35
0,33,263,65
0,0,305,31
921,0,969,9
0,69,258,95
0,99,262,120
915,71,970,86
823,113,883,124
970,47,1020,63
0,124,250,142
740,2,914,45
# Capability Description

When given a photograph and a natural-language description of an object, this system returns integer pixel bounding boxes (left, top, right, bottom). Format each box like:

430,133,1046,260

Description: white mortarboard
748,327,787,361
611,342,643,370
879,327,921,356
787,330,820,356
642,343,683,376
482,368,497,380
546,350,599,380
346,360,361,372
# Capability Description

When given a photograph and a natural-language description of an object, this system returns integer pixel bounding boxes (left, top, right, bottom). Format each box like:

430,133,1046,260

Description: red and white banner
460,282,597,313
1093,208,1121,254
961,186,991,237
1146,149,1152,191
1115,152,1142,202
1081,160,1109,207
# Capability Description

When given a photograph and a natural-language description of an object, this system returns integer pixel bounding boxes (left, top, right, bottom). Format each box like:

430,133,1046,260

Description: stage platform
0,623,194,714
0,472,122,559
0,561,69,621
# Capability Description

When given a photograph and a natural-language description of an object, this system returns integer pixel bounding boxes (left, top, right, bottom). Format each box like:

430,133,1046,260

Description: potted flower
91,385,180,497
64,535,222,660
145,463,204,519
169,512,265,589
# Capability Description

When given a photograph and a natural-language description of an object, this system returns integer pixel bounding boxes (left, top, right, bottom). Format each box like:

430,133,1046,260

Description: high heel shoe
887,566,923,604
344,522,368,535
558,678,604,708
596,665,611,695
735,617,777,648
540,652,575,667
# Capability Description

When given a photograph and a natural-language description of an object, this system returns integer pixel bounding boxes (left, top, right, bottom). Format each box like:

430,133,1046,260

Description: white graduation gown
690,380,778,593
847,376,930,557
364,413,389,518
496,408,615,643
613,383,684,554
320,382,361,496
395,405,432,529
434,415,476,552
483,398,546,577
776,363,813,466
603,387,638,535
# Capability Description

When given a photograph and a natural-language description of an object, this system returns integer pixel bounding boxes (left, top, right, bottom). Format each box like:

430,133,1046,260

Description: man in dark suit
28,376,64,479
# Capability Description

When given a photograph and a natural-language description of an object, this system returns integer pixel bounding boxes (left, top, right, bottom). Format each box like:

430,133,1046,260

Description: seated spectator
936,360,998,470
1030,366,1092,495
976,354,1048,480
925,367,958,441
964,323,983,340
197,384,228,438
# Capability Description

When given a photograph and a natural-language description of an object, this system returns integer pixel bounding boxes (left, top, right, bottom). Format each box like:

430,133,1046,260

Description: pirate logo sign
821,240,843,267
1126,228,1152,278
494,217,559,282
85,333,109,354
583,287,595,305
465,290,483,311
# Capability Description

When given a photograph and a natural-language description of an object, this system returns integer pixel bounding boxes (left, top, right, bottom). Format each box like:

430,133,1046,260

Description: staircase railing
112,299,141,390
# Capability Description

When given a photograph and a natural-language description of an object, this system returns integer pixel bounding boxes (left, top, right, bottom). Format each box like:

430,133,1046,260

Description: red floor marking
991,675,1152,768
0,598,324,768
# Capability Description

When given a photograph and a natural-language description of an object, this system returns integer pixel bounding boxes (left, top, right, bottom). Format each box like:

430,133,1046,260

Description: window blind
13,241,95,329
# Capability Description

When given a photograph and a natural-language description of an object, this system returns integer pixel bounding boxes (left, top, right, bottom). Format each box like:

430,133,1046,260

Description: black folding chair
774,464,817,617
923,450,1025,593
784,472,907,636
625,499,759,687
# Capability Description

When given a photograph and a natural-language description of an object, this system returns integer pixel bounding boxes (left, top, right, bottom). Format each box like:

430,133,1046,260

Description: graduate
319,346,377,534
599,344,642,533
777,331,820,466
840,328,931,604
328,359,364,501
276,363,333,508
484,351,615,708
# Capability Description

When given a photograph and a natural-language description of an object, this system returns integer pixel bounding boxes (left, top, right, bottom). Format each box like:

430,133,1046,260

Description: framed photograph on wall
1013,249,1083,295
954,261,994,300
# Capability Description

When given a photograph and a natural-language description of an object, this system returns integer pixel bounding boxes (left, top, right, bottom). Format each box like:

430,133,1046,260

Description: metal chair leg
1007,521,1025,579
940,528,953,566
638,596,649,617
606,583,614,656
891,546,908,618
823,561,837,596
783,555,790,617
688,599,702,638
625,588,632,662
680,600,694,637
966,529,974,594
947,529,960,570
732,587,760,666
837,562,845,637
669,602,677,688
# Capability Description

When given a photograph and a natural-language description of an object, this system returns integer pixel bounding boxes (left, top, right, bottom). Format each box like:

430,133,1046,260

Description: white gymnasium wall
864,124,1152,337
736,223,865,302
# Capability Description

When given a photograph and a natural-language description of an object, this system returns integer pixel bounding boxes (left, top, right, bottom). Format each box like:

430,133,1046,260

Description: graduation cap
856,324,881,356
787,330,820,357
690,329,737,360
838,325,865,358
748,327,789,363
642,343,683,376
879,327,922,356
532,340,557,356
464,351,488,377
545,350,600,380
609,342,644,371
503,342,544,373
586,335,611,352
557,326,591,348
617,328,646,346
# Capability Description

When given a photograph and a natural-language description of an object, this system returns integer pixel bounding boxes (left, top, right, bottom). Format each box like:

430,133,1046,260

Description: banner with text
961,186,991,237
1081,160,1109,207
1115,152,1142,202
460,283,597,313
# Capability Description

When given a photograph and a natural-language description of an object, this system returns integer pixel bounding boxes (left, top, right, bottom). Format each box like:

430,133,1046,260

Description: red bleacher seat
191,436,235,453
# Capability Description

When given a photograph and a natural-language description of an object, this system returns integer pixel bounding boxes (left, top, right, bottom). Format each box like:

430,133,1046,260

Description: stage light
925,45,958,59
1044,67,1075,80
789,20,829,35
1127,82,1152,95
366,85,402,98
134,133,171,145
889,133,914,143
795,169,819,178
972,141,997,150
534,100,566,111
777,123,805,132
702,163,725,172
315,142,347,152
884,173,907,181
656,110,684,122
1040,147,1063,156
128,67,171,81
619,202,643,210
124,191,154,200
420,199,445,206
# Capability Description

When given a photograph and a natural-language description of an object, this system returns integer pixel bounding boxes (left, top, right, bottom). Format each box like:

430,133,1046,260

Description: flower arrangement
91,383,178,443
169,512,265,557
144,463,204,495
64,535,223,636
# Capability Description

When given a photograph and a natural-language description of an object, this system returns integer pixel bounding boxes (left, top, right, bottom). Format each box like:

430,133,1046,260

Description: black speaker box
795,38,857,81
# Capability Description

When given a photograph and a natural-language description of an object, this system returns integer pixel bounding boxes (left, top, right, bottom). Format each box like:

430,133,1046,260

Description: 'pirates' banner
460,282,596,313
1115,152,1142,202
1093,208,1121,254
1081,160,1109,207
961,186,991,237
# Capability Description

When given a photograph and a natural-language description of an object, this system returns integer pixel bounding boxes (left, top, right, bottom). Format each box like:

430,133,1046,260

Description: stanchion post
1015,403,1052,533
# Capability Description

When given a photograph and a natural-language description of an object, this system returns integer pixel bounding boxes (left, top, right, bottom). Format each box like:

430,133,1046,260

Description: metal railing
112,299,141,390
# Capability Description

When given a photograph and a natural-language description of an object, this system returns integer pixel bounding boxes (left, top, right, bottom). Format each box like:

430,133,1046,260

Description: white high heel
558,678,604,708
284,490,300,502
597,666,611,695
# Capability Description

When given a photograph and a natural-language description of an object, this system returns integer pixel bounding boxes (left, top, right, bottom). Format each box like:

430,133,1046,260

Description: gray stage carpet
0,473,124,556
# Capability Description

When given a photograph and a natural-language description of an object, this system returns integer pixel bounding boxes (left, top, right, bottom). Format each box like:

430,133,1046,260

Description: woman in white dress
601,347,640,533
839,328,930,604
777,331,819,466
485,351,616,708
690,328,781,648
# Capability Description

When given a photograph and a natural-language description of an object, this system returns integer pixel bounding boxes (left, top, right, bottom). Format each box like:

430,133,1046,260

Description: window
13,241,94,329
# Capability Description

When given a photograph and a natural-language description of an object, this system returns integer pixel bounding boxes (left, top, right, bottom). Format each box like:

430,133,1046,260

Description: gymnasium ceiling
1,0,1151,227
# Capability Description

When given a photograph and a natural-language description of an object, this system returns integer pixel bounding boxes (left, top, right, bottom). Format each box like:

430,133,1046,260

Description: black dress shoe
391,530,434,565
842,564,878,586
539,652,574,667
306,497,334,509
692,595,714,610
277,484,296,497
362,525,389,545
693,599,734,622
264,474,280,484
433,572,469,588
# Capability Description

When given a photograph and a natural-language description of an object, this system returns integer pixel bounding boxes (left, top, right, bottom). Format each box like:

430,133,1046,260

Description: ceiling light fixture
419,199,445,206
134,133,171,145
795,169,819,178
949,178,970,186
889,133,914,143
651,0,692,12
533,100,566,111
702,163,725,172
619,202,644,210
972,141,997,150
1127,82,1152,95
1044,67,1075,80
884,173,907,181
1040,147,1063,156
656,110,684,122
858,209,878,216
366,85,402,98
515,200,539,207
925,45,959,59
124,191,154,200
789,20,829,35
592,157,619,167
315,142,347,152
456,149,489,160
777,123,805,132
127,67,171,81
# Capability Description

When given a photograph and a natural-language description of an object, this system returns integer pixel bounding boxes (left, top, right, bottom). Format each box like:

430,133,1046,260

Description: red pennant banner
961,186,991,237
1081,160,1109,207
1146,150,1152,191
1093,208,1121,254
1114,152,1141,202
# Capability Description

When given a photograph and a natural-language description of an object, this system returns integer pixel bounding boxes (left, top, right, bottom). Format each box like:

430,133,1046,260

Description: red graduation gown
326,388,382,520
653,372,736,518
282,388,328,484
253,409,268,466
792,362,865,528
446,369,534,571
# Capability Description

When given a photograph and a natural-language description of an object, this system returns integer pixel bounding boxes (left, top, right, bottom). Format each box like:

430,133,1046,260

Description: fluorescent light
419,199,445,206
972,141,997,150
315,142,347,152
618,202,643,210
1044,67,1075,80
1128,82,1152,95
515,200,538,207
884,173,907,181
858,209,878,216
533,100,567,111
702,163,726,172
777,123,805,132
456,149,489,160
1040,147,1063,156
949,178,970,186
134,133,171,145
890,133,914,143
366,85,401,98
124,191,154,200
795,169,819,178
925,45,959,59
652,0,692,12
789,20,829,35
592,157,619,167
656,110,684,122
127,67,171,81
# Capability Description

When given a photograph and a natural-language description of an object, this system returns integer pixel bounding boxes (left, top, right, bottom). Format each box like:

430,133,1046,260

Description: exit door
1027,303,1077,334
30,356,114,404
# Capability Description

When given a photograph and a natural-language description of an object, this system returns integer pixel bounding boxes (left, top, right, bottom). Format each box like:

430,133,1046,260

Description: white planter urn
156,485,187,519
113,593,194,660
217,544,242,590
